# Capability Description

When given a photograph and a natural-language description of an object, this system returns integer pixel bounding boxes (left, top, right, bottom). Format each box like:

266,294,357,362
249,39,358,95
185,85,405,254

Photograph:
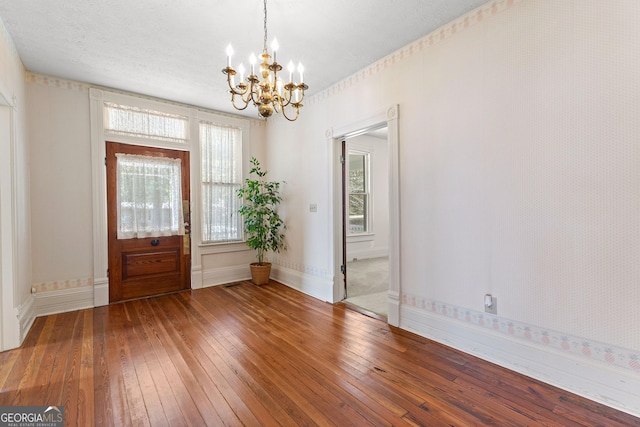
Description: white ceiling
0,0,488,118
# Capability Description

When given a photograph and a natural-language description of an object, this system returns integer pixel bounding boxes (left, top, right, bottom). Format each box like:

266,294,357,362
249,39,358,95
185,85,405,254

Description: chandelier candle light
222,0,308,121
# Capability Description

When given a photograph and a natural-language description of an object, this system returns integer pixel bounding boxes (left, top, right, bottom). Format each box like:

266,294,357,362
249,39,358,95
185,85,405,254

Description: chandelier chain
263,0,268,53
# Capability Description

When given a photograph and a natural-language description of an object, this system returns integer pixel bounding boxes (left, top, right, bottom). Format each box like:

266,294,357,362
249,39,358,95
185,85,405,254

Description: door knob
151,239,160,246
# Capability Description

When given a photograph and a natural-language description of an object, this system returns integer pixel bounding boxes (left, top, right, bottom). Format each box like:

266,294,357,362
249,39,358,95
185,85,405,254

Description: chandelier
222,0,308,121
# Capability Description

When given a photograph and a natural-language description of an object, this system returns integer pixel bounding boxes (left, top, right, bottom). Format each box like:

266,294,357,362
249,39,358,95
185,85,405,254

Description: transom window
104,102,189,143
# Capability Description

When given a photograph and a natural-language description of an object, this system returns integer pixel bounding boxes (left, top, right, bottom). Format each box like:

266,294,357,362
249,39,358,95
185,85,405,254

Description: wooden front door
106,142,191,303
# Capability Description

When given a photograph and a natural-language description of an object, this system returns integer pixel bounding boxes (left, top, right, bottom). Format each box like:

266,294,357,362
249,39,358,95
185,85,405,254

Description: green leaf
236,157,286,263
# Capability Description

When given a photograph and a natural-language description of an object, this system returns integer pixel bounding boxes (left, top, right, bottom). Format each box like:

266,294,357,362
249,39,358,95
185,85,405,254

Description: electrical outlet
484,296,498,315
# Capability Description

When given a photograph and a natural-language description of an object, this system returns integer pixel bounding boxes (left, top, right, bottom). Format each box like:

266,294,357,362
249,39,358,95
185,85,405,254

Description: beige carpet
344,256,388,316
345,291,388,316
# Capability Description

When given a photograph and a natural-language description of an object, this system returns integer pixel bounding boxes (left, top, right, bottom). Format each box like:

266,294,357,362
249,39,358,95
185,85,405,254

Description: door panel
106,142,191,303
123,248,179,278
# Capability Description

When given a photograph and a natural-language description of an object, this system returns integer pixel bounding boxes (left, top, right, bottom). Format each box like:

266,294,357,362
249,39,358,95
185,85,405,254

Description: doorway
330,104,401,326
342,129,390,317
106,142,191,302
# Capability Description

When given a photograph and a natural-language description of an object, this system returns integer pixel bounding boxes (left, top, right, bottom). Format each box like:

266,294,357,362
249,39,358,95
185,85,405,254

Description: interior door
106,141,191,303
341,139,348,298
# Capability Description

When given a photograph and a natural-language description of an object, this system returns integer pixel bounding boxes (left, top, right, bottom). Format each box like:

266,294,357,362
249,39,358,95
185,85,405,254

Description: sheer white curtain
116,153,185,239
200,123,242,243
104,102,188,143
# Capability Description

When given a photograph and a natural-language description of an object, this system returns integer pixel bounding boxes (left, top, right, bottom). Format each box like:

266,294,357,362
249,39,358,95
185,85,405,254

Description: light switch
309,203,317,213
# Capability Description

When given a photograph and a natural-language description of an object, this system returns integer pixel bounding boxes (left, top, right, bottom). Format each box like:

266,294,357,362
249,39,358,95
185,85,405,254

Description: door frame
327,105,400,326
105,142,191,302
0,91,20,351
90,89,195,306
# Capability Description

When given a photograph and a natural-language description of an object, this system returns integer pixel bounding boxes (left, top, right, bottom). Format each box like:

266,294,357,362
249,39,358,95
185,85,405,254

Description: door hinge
105,156,107,166
340,264,346,275
106,268,109,278
340,155,345,164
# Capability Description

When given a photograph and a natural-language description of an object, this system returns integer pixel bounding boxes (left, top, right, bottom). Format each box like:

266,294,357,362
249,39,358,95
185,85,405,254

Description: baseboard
35,286,95,317
347,248,388,261
200,263,334,302
202,265,250,288
93,277,108,307
387,290,400,326
191,265,203,289
271,264,334,302
17,295,36,343
400,305,640,418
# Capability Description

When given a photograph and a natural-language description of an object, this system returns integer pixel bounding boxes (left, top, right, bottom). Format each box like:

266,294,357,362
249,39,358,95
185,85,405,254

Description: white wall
265,0,640,415
27,79,93,288
0,16,31,350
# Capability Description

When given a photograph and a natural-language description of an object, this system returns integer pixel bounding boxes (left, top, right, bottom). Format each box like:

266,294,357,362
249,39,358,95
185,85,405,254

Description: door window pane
116,153,184,239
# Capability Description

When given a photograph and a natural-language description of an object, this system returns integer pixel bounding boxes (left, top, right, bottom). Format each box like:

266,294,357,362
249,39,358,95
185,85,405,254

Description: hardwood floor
1,281,638,426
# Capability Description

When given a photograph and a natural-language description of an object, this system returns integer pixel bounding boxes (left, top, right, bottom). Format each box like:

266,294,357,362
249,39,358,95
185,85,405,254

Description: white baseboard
17,295,36,343
271,264,334,302
199,263,334,302
202,265,250,288
387,290,400,326
93,277,108,307
400,305,640,418
36,286,95,317
347,248,388,261
191,265,203,289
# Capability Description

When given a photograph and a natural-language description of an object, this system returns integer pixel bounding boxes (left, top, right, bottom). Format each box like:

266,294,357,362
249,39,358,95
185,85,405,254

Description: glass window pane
104,102,188,143
200,122,243,243
349,194,367,233
348,154,365,193
116,154,184,239
348,151,369,234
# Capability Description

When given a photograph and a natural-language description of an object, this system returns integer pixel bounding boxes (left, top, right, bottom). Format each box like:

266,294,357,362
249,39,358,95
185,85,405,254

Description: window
200,123,243,243
104,102,189,143
348,151,370,234
116,154,184,239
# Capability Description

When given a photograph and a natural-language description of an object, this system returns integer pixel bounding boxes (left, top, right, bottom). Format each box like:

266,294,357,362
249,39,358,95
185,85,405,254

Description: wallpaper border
32,277,93,293
402,292,640,373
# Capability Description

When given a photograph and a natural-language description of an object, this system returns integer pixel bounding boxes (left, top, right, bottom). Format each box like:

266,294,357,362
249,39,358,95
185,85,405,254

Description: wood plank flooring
0,281,638,426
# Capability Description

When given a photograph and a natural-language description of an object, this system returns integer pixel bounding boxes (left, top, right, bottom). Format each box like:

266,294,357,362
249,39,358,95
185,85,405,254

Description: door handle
151,239,160,246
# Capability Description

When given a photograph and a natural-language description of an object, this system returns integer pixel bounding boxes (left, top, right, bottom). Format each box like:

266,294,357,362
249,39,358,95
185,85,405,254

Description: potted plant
237,157,286,285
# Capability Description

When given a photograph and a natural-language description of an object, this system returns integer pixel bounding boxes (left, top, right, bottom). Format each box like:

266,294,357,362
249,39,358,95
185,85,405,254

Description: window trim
199,121,244,245
195,112,251,251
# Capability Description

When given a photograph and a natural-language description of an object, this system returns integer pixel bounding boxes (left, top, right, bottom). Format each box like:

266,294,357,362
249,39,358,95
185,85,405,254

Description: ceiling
0,0,488,118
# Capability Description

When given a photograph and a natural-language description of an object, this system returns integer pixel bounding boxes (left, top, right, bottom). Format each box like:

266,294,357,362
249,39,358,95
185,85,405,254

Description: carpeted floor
344,256,389,316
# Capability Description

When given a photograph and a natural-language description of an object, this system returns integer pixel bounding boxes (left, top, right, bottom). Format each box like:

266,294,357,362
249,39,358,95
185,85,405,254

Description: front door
106,142,191,303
